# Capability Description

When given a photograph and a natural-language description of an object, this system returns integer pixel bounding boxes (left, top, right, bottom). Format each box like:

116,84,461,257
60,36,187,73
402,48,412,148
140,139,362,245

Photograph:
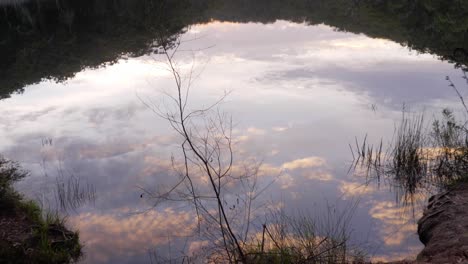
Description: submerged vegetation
243,207,364,264
389,113,428,199
431,108,468,185
54,174,96,213
0,156,81,264
352,74,468,204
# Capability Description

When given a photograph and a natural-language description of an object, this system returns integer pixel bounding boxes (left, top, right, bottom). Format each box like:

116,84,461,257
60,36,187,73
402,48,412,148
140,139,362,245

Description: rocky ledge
417,182,468,263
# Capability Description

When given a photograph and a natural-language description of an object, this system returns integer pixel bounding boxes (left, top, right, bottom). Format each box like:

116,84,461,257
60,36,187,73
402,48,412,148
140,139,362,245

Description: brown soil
0,209,36,257
0,207,80,263
416,182,468,263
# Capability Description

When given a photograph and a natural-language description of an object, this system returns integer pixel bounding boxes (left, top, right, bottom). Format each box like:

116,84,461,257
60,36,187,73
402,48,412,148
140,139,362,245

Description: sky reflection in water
0,21,465,263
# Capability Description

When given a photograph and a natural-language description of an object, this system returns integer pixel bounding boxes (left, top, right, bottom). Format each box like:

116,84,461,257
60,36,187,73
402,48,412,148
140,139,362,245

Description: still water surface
1,18,466,263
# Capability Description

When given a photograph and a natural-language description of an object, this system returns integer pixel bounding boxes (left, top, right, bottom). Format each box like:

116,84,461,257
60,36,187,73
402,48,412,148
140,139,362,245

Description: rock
417,182,468,263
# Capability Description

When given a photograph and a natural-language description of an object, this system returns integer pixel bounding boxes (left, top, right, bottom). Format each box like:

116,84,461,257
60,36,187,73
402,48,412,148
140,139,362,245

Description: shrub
0,156,28,211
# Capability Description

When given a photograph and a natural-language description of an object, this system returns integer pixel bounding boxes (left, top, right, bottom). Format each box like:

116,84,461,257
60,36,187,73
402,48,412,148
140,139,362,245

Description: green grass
430,109,468,186
0,199,82,264
0,156,82,264
352,108,468,204
242,206,364,264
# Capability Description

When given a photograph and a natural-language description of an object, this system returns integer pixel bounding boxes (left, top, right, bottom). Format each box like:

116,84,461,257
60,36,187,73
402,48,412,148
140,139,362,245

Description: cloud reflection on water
69,208,198,263
0,20,462,262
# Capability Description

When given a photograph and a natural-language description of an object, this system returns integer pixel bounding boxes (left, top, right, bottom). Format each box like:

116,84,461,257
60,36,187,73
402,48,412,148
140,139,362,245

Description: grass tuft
0,155,82,264
351,108,468,204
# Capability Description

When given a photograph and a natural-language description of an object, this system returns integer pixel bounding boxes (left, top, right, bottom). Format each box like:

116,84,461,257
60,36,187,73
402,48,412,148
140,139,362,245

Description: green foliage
432,109,466,149
243,206,362,264
0,157,81,264
33,218,82,264
390,114,427,196
18,199,42,222
431,109,468,185
1,0,467,99
20,205,81,264
0,0,196,99
353,108,468,203
0,156,28,210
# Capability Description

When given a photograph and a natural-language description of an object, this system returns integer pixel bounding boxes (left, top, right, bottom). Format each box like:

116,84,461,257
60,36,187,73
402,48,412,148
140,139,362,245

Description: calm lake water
1,1,468,263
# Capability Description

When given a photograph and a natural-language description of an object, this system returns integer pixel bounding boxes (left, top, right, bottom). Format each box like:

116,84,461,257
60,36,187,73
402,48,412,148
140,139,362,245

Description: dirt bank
416,182,468,263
